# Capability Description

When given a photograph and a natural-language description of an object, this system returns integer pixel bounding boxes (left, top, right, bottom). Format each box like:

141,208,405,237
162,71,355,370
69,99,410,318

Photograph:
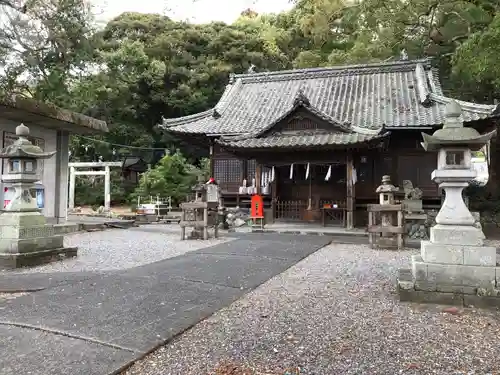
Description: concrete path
0,234,331,375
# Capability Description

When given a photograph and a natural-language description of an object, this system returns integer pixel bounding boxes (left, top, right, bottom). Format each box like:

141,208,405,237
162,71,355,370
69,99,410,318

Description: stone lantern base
398,223,500,309
0,211,77,269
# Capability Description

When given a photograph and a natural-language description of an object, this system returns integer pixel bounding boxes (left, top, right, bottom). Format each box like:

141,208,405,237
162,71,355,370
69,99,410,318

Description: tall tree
0,0,98,102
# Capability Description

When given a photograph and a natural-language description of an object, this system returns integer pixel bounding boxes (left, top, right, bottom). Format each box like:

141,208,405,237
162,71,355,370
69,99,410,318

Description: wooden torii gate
68,161,122,212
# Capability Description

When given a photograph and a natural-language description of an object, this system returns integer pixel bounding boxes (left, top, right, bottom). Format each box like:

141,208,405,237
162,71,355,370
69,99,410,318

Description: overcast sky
92,0,293,24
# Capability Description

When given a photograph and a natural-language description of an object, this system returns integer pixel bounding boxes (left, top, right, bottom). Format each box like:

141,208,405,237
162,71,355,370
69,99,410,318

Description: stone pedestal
0,211,77,268
399,192,500,307
403,199,423,213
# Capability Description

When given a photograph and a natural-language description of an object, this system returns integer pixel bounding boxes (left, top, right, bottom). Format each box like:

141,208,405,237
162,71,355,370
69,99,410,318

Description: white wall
0,118,70,223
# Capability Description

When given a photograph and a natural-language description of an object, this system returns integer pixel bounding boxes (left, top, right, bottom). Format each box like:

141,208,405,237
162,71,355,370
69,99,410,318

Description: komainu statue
402,180,423,200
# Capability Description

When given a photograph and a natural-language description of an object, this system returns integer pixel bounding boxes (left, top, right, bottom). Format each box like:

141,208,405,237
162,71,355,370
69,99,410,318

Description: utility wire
74,135,168,151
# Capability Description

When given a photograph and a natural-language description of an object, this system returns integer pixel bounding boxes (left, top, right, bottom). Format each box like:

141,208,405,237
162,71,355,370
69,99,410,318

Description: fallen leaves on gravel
210,362,303,375
442,307,461,315
211,362,278,375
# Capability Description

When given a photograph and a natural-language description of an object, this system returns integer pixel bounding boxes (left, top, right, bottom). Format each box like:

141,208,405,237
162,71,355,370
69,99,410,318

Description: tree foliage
0,0,499,204
131,152,204,206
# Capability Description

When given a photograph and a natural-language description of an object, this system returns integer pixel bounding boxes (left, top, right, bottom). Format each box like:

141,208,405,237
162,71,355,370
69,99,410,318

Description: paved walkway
0,234,331,375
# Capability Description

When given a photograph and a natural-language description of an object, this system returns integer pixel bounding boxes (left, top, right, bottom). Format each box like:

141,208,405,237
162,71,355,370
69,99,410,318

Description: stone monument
0,124,77,268
398,101,499,307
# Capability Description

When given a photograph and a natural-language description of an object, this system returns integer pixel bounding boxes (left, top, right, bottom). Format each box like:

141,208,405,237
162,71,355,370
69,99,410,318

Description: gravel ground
0,225,233,274
124,241,500,375
0,293,27,301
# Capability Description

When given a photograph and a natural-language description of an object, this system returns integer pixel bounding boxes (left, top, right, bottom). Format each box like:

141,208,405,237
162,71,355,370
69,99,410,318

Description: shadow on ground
0,233,331,375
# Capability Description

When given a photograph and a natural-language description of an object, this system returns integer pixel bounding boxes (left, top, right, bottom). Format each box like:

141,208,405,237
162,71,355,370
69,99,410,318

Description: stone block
0,247,77,269
427,263,495,288
461,265,496,287
403,199,423,213
0,235,64,254
0,212,47,228
414,280,437,291
463,246,497,267
411,255,427,281
436,284,476,295
430,224,484,246
420,241,497,266
397,269,414,290
463,295,500,309
0,224,55,239
427,263,461,285
420,241,463,264
398,288,464,306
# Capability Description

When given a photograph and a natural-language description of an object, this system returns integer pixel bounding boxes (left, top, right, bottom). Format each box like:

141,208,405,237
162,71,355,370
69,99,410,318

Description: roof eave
217,132,390,151
0,96,108,134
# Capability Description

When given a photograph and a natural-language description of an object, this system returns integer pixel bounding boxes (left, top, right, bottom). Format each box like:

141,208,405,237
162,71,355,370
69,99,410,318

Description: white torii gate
68,161,123,211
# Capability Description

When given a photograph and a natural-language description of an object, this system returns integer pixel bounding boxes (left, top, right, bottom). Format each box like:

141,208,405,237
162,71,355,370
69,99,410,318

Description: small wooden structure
368,175,404,249
367,204,405,249
180,201,218,240
180,178,220,240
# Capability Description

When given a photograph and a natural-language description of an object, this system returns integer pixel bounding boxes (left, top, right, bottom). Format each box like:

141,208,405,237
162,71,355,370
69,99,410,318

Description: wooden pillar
346,153,355,229
255,162,262,194
180,207,186,240
209,143,215,178
271,167,277,223
203,206,209,240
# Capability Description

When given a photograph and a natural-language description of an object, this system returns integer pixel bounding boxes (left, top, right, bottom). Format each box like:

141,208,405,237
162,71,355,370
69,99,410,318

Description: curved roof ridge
235,58,433,83
214,78,243,115
429,93,499,115
415,63,432,106
161,109,214,128
162,78,244,128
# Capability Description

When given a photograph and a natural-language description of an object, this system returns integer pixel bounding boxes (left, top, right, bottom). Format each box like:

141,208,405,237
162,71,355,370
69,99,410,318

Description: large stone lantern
421,101,495,231
0,124,77,268
398,101,499,307
1,124,55,212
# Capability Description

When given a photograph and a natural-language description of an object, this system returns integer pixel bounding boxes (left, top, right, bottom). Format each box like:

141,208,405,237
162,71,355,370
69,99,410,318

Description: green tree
0,0,98,101
131,152,199,206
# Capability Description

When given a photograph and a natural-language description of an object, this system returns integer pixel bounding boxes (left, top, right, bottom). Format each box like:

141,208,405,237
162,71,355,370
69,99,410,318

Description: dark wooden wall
355,131,437,199
212,130,439,199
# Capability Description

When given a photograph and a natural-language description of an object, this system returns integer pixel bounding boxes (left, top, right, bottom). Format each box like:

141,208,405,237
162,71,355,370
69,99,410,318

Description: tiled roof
161,58,500,136
217,131,389,150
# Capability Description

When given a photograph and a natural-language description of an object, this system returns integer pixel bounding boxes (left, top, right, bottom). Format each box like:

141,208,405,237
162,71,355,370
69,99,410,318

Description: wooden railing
274,200,308,221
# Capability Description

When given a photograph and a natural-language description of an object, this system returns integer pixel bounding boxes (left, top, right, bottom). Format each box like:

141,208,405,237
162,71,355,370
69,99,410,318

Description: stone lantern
376,175,398,205
375,175,399,244
0,124,77,268
420,101,496,239
398,101,499,306
1,124,55,212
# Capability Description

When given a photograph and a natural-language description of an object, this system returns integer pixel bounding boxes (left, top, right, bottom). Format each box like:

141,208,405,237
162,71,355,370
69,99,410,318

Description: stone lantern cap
421,100,497,151
0,124,56,160
376,175,399,193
